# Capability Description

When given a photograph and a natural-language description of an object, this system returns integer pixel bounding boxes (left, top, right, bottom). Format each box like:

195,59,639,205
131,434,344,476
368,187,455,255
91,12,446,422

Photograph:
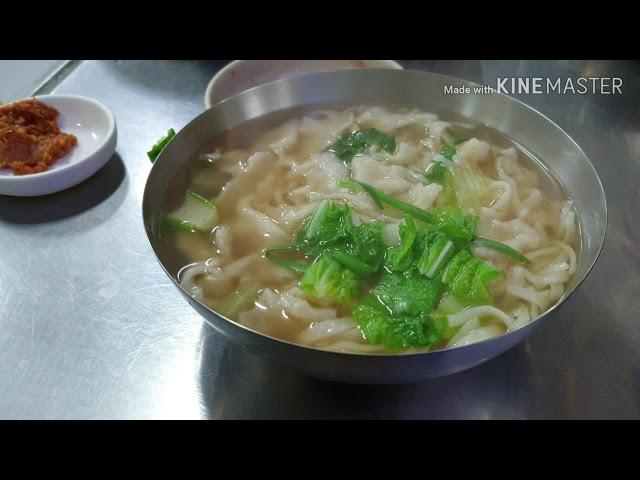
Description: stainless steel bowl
143,69,607,384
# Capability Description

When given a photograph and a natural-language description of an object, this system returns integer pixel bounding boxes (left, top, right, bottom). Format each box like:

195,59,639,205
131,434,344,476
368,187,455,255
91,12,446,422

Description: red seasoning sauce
0,98,77,175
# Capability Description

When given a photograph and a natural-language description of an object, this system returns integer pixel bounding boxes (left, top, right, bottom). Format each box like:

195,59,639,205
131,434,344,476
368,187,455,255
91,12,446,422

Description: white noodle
448,306,515,329
174,106,578,353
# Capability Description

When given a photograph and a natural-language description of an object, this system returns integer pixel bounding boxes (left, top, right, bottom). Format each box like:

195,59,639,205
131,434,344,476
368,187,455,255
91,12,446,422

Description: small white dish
204,60,403,108
0,94,117,197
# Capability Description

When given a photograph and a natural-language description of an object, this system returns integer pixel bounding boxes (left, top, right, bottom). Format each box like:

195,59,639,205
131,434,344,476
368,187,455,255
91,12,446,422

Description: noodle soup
159,106,578,354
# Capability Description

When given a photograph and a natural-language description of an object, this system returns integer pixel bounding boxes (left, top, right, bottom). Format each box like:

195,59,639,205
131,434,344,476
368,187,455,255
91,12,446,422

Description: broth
159,105,579,354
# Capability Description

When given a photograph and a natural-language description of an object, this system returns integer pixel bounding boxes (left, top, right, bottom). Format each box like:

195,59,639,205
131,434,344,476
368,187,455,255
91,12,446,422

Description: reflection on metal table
1,60,638,419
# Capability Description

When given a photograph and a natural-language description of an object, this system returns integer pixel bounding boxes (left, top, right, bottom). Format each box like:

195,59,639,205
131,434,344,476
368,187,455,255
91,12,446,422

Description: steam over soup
159,106,578,354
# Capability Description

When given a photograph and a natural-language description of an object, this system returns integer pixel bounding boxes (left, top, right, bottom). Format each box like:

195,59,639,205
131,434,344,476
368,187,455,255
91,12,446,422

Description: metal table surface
1,60,638,419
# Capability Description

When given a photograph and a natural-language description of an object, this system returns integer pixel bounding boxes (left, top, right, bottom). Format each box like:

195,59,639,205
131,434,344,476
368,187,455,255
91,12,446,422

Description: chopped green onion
148,128,176,162
425,162,448,183
164,217,201,234
264,245,309,272
164,189,217,233
329,251,377,276
472,236,531,264
330,128,396,163
338,179,434,224
441,144,456,161
186,189,214,208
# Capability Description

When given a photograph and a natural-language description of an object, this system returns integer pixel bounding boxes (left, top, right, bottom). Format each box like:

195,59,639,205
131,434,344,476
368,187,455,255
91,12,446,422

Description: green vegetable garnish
442,250,473,285
353,270,446,349
350,220,386,268
441,144,456,161
434,293,467,315
216,282,262,320
451,163,493,210
266,200,386,275
417,232,456,279
436,249,502,306
385,216,417,272
429,207,478,245
296,200,386,270
338,179,435,224
260,185,529,351
425,161,457,206
164,189,217,234
425,162,448,183
296,200,354,257
470,261,503,304
372,269,443,316
449,132,470,145
300,255,360,304
330,128,396,162
449,258,501,306
264,245,309,273
164,217,200,234
148,128,176,162
472,236,532,265
337,179,528,262
329,251,377,276
432,141,494,210
354,297,448,350
449,258,482,301
186,189,214,208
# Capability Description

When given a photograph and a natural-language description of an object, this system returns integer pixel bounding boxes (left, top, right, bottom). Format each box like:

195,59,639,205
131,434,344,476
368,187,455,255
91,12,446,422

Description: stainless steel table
1,60,638,419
